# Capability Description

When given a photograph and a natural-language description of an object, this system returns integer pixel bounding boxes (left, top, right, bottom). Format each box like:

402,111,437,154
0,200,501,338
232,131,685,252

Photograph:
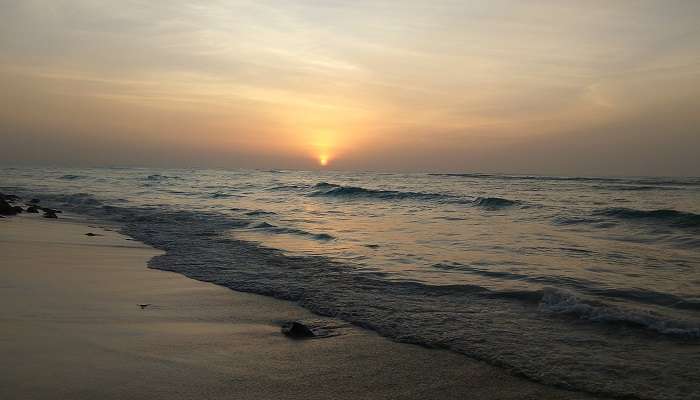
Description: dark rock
42,207,62,214
85,232,102,237
43,210,58,219
138,304,151,309
0,193,19,202
30,198,40,204
0,199,17,216
12,206,23,213
281,321,315,338
26,205,40,213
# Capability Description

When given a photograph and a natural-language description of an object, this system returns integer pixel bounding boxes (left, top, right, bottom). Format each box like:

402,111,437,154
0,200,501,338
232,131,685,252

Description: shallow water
2,167,699,399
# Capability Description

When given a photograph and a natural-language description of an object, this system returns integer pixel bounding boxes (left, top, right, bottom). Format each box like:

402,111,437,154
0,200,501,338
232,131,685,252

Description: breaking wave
309,183,522,210
309,182,449,201
538,288,700,338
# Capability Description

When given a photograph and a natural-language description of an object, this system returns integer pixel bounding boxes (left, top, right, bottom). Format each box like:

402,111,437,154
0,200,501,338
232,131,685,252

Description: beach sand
0,214,603,399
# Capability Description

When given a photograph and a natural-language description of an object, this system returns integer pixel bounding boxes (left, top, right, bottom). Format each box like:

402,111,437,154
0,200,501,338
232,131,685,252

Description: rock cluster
0,193,61,219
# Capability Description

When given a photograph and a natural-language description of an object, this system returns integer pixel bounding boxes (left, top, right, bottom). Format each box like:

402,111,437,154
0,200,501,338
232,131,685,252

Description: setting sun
319,154,329,167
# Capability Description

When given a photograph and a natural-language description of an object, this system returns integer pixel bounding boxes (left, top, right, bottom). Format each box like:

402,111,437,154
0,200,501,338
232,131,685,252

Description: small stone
281,321,315,338
43,210,58,219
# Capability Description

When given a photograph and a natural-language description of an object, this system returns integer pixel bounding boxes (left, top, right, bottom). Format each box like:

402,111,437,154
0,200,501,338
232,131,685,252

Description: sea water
2,167,699,399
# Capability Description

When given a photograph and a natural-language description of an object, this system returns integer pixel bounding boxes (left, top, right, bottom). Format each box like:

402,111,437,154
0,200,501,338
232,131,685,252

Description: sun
319,154,329,167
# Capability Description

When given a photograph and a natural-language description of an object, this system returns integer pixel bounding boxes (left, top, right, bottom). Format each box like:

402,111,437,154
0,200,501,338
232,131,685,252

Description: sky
1,0,699,176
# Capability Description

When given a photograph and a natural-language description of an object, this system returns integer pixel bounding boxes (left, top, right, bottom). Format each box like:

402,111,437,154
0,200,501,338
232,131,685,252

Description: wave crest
472,197,519,209
594,207,700,229
310,182,448,201
539,288,700,338
250,221,334,241
60,174,84,180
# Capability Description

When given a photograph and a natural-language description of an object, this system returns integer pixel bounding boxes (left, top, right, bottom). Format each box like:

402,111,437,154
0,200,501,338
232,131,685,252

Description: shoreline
0,213,603,399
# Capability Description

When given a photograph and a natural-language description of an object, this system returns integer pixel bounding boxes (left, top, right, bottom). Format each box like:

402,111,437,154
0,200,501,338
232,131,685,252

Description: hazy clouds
1,1,699,175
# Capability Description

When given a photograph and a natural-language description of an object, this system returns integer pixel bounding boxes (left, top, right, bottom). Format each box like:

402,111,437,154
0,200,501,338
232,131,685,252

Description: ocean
2,167,699,399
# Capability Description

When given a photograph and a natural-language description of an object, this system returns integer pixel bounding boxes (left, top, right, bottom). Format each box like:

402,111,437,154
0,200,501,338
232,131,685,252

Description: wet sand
0,214,603,399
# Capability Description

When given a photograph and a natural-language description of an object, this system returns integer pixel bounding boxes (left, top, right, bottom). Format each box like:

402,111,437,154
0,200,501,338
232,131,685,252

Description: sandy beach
0,214,603,400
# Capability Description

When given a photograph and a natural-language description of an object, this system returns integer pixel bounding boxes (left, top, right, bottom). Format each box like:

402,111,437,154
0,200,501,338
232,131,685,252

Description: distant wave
310,182,523,210
309,182,448,201
592,185,678,191
430,173,700,187
594,207,700,229
552,216,608,226
144,174,181,181
245,210,277,216
60,174,84,180
209,192,243,199
472,197,519,209
249,221,334,241
265,184,310,191
430,173,622,183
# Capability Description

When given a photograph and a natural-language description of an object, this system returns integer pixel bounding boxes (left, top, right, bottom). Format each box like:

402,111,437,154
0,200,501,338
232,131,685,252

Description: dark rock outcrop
0,199,17,215
281,321,315,338
29,198,40,204
0,193,20,202
26,205,40,213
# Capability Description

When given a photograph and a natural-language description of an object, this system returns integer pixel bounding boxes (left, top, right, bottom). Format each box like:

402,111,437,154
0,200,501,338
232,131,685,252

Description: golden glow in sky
1,1,699,175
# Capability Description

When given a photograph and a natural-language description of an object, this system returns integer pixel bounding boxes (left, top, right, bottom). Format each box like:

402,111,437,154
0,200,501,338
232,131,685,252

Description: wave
472,197,519,209
430,173,623,183
310,182,523,210
309,182,449,201
592,185,678,191
209,192,243,199
265,184,310,191
245,210,277,216
594,207,700,229
249,221,334,241
144,174,181,181
538,288,700,338
436,263,700,314
431,173,700,187
551,216,613,227
60,174,84,180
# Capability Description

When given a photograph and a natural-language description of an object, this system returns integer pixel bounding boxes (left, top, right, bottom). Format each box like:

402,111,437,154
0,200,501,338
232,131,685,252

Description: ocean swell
249,221,334,241
309,182,449,201
594,207,700,229
472,197,519,209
